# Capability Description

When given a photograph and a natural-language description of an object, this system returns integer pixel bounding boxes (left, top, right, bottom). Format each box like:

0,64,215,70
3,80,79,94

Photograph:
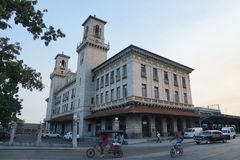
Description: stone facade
45,15,199,138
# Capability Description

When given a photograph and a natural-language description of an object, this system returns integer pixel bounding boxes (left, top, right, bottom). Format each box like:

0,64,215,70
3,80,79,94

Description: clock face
80,52,84,64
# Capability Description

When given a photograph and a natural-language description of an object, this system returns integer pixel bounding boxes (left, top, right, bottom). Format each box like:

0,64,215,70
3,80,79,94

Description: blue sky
2,0,240,122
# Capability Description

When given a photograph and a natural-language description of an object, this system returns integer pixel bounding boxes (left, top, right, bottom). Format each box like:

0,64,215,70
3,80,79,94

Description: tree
0,0,65,128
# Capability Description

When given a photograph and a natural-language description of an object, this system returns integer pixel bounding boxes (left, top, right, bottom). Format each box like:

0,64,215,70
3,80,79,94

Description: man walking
156,131,161,143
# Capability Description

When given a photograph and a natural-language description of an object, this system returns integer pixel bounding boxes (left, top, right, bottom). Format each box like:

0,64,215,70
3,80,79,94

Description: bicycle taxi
86,130,124,158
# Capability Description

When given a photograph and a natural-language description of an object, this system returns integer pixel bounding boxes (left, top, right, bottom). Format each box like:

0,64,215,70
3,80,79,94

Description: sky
2,0,240,123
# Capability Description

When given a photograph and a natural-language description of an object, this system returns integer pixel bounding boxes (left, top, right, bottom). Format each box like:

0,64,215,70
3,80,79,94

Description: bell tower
75,15,109,137
46,53,70,122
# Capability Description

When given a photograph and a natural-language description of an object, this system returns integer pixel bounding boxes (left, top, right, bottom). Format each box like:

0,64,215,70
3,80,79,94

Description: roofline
55,54,70,60
82,15,107,26
92,44,194,73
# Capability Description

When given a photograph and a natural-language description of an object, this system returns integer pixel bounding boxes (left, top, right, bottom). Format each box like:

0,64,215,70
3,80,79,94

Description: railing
92,96,194,111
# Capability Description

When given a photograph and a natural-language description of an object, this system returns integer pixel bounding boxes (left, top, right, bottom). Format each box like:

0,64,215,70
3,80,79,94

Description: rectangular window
116,68,120,82
71,88,75,99
110,71,114,84
175,91,179,102
91,97,94,104
78,98,80,107
117,87,120,100
141,64,147,78
154,86,159,99
182,77,186,88
174,74,178,87
96,78,99,90
111,89,114,101
142,84,147,97
96,95,99,105
165,89,170,101
122,64,127,79
164,71,169,84
70,102,74,110
123,84,127,98
88,124,91,132
100,76,104,88
184,93,188,104
105,74,109,86
105,91,109,103
100,93,104,104
153,68,158,81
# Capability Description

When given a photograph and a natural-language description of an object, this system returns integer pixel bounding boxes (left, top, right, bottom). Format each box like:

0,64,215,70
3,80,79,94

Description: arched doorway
142,116,150,137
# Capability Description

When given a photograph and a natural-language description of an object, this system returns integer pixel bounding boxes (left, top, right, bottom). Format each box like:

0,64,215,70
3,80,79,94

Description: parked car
184,127,203,139
221,127,236,139
63,132,80,141
42,131,60,138
195,130,227,144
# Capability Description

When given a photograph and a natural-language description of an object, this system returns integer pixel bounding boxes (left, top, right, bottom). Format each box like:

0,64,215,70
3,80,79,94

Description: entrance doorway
142,116,150,137
155,117,162,135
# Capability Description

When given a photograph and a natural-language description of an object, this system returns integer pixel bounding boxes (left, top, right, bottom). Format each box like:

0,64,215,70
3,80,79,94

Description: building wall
94,54,132,106
131,53,193,106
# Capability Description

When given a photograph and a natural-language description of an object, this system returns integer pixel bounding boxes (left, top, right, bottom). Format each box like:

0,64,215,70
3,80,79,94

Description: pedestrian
156,131,161,143
124,129,128,139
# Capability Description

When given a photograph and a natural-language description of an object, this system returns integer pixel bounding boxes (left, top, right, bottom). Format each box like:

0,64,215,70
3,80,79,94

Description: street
1,138,240,160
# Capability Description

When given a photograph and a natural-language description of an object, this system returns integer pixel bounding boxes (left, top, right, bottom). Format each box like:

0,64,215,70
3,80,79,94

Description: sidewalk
0,137,195,150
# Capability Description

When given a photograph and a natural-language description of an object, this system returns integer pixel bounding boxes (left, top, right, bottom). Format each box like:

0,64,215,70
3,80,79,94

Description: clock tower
75,15,109,137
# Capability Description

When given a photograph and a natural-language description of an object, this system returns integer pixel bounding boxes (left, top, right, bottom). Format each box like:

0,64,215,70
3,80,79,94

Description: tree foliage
0,0,65,128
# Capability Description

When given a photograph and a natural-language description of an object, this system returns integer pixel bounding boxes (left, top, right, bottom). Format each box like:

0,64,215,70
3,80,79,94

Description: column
173,118,178,134
162,118,168,137
182,119,186,129
9,122,17,146
150,116,156,137
101,118,105,130
72,114,78,148
126,116,142,138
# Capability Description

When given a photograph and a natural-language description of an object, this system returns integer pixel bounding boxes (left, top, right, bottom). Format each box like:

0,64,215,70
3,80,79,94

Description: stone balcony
92,96,194,112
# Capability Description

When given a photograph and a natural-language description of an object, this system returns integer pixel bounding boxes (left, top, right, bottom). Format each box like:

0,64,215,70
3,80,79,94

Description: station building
45,15,199,138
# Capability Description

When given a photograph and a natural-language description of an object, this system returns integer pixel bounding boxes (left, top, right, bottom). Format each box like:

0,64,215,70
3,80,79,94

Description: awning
85,105,199,119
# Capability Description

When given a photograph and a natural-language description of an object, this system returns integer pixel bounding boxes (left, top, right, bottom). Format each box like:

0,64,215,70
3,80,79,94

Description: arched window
95,25,100,37
60,60,65,68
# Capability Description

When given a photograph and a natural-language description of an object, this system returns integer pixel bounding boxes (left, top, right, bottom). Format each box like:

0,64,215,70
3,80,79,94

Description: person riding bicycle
98,133,109,157
170,133,184,151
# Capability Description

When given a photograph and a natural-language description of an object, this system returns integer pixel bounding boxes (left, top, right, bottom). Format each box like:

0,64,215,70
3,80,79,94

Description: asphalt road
1,138,240,160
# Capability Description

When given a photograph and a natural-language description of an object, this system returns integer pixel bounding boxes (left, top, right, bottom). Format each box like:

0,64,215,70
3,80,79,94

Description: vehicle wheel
196,142,200,144
179,147,184,156
233,135,236,139
223,139,227,143
45,135,49,138
114,149,123,158
206,140,210,144
86,148,95,158
170,148,175,158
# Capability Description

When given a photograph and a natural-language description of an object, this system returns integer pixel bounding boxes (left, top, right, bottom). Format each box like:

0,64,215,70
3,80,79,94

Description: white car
221,127,236,139
184,127,203,138
42,131,60,138
63,132,80,141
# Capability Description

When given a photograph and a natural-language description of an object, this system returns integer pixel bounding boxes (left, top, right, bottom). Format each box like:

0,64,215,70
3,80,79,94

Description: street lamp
113,117,119,131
